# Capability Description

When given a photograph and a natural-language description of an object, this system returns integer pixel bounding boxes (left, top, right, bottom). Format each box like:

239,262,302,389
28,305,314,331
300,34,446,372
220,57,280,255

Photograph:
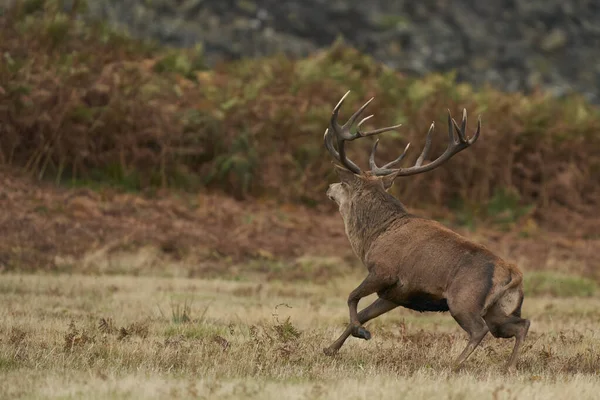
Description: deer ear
333,164,359,183
381,171,400,191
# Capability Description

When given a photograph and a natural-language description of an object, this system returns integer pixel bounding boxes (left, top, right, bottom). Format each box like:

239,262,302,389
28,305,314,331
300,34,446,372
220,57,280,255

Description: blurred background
1,0,599,294
70,0,600,101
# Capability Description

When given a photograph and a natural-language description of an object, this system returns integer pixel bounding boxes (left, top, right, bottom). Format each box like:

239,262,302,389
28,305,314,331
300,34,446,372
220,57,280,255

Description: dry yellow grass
1,271,600,399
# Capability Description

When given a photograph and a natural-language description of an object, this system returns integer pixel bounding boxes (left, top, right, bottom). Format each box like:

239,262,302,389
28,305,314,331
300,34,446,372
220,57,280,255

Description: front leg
347,274,378,339
347,272,397,334
324,272,397,356
323,297,398,356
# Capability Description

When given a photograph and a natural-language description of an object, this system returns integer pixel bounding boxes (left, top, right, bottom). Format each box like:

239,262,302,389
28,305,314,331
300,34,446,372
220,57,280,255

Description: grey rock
50,0,600,103
541,29,568,52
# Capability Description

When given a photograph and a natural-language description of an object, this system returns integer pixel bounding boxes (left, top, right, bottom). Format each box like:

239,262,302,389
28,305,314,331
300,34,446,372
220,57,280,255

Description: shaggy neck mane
343,186,409,259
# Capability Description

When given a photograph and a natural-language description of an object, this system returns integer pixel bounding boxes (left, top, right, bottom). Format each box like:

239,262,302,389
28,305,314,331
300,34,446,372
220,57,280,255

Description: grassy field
2,269,600,400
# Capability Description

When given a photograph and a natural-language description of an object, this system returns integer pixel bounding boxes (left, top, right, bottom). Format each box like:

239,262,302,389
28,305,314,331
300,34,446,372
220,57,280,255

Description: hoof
353,326,371,340
323,347,338,356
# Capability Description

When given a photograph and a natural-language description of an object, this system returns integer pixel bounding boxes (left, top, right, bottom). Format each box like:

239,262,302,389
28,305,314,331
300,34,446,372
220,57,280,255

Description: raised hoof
353,326,371,340
323,347,338,357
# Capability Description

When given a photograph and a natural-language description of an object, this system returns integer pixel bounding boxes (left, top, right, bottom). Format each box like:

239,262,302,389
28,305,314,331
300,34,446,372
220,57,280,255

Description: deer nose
326,186,334,201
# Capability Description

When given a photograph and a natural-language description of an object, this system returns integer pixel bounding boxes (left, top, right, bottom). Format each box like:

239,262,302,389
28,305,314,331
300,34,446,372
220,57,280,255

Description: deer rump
367,217,523,318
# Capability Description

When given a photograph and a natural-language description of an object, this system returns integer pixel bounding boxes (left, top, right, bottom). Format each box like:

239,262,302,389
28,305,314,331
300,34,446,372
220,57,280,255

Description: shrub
1,3,599,230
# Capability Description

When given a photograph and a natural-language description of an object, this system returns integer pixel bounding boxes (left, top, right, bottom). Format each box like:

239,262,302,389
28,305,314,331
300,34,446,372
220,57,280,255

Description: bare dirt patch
1,168,599,283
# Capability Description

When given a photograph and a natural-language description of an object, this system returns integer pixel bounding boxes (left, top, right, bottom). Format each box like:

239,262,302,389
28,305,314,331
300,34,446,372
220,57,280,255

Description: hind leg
450,312,489,371
506,318,530,371
485,309,530,371
448,297,489,371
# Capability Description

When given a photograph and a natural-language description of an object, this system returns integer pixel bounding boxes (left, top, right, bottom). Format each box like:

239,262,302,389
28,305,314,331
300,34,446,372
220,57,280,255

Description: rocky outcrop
9,0,600,102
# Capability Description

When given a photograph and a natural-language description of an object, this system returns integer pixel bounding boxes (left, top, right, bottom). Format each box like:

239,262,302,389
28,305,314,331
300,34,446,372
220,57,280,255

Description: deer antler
324,91,481,177
323,90,403,174
369,108,481,177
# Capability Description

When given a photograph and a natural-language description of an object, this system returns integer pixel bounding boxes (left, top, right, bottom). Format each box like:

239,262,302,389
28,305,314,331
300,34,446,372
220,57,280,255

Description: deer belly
378,284,449,313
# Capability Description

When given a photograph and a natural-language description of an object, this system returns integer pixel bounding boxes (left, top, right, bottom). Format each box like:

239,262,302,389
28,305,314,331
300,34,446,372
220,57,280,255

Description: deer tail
481,267,523,317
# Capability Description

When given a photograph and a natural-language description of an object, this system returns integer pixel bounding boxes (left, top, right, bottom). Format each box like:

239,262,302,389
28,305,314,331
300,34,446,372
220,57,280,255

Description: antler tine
356,110,403,139
331,90,351,124
460,108,468,140
382,142,411,169
323,128,337,160
326,91,362,174
415,122,435,167
469,116,482,145
450,108,469,143
369,139,411,174
345,97,375,132
368,139,381,171
357,114,374,128
359,123,404,138
447,110,455,144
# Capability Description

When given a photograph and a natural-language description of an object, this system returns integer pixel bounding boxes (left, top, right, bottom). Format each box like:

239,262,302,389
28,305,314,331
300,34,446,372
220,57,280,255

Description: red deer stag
322,91,529,371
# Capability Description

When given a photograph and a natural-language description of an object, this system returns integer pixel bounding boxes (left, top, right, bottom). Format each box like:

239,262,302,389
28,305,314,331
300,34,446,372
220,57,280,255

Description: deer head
324,90,481,211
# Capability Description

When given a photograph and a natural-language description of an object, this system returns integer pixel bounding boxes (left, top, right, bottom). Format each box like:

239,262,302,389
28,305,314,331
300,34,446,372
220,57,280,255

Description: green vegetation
524,271,597,297
450,186,535,231
2,2,600,230
169,300,193,324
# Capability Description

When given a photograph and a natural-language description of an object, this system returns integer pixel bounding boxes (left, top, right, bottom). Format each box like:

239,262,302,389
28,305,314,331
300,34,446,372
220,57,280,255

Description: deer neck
340,190,408,260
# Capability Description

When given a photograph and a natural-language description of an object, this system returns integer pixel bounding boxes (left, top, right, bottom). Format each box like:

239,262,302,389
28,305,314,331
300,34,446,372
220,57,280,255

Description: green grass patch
239,255,355,284
524,271,597,298
164,323,227,340
0,355,19,371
